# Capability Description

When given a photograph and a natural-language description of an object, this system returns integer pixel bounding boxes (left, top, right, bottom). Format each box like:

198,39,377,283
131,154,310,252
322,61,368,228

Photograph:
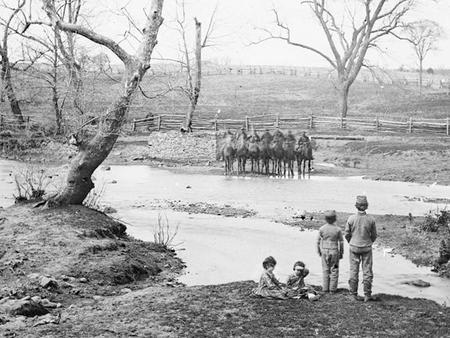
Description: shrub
419,208,449,232
13,166,54,202
153,213,180,249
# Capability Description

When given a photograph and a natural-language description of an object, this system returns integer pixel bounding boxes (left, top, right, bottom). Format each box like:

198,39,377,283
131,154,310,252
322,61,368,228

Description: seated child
286,261,317,299
252,256,288,299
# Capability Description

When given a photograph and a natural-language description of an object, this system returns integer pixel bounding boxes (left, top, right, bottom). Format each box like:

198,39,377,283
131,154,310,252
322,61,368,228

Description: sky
5,0,450,69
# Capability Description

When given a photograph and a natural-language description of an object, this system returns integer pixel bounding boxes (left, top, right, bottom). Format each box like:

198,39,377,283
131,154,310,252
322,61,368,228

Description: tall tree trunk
47,0,164,205
338,83,350,118
1,55,24,123
52,85,63,134
185,18,201,132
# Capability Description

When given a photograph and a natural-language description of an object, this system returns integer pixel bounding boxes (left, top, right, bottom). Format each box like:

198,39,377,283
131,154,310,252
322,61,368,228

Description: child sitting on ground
252,256,288,299
286,261,318,300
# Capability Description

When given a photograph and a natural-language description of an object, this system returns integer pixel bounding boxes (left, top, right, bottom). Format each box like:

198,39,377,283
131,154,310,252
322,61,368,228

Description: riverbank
2,131,450,185
1,204,449,337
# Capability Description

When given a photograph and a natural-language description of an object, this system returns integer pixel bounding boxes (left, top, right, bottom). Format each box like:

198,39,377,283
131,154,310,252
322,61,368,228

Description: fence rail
132,113,450,136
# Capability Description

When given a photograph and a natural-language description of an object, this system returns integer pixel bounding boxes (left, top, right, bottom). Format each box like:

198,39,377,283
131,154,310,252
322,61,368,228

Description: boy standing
317,210,344,293
344,195,377,302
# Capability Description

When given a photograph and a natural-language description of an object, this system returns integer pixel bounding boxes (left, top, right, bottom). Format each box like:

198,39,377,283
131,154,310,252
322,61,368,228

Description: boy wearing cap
317,210,344,293
344,195,377,302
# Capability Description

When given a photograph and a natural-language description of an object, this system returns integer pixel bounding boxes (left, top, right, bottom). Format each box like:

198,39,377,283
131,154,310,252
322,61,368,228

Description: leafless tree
0,0,27,123
175,0,217,132
400,20,442,94
256,0,417,118
40,0,164,205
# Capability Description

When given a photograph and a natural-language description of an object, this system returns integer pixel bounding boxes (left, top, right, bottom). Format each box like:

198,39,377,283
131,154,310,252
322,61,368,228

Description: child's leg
329,251,340,292
321,250,331,292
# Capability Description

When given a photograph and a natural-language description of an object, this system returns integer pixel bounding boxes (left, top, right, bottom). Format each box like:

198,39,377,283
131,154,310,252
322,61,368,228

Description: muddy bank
2,131,450,186
9,281,450,337
0,204,183,332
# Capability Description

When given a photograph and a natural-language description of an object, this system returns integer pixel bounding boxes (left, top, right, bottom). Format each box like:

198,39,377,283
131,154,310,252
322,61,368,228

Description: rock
40,299,60,308
27,273,40,280
402,279,431,288
103,206,117,214
33,313,60,327
104,166,111,171
120,288,132,294
31,296,41,303
186,185,192,189
40,276,58,289
2,299,49,317
110,180,118,184
79,277,88,283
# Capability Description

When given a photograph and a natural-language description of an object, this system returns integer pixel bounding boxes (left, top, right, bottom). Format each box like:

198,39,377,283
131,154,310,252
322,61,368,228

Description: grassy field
1,69,450,130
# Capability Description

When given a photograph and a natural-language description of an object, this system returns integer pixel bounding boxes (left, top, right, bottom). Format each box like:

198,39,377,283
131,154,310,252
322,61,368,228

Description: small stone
110,180,117,184
2,299,49,317
40,276,57,289
403,279,431,288
40,299,59,308
31,296,41,303
186,185,192,189
120,288,132,294
79,277,88,283
104,166,111,171
103,207,117,214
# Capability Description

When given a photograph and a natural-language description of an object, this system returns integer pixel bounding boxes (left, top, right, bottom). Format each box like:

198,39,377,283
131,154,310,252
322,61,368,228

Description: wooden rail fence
132,113,450,136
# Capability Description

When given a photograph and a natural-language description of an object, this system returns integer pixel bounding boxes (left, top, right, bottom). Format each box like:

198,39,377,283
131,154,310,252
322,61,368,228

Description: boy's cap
356,195,368,205
324,210,337,218
293,261,305,270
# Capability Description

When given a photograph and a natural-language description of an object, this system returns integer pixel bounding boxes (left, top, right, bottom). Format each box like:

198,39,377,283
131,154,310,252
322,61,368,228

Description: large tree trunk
1,55,24,123
338,83,350,118
185,19,201,132
47,0,164,205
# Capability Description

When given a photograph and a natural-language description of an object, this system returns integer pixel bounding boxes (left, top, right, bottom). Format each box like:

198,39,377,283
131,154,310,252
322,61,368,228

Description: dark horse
296,141,313,177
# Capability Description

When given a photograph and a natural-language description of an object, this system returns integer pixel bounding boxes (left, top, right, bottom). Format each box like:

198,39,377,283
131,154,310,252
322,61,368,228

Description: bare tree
0,0,26,123
41,0,164,205
175,1,217,132
257,0,417,118
400,20,442,94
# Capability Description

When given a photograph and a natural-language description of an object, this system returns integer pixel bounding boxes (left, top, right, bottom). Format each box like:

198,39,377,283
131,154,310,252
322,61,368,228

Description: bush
153,213,180,249
13,166,53,202
426,67,434,74
419,208,449,232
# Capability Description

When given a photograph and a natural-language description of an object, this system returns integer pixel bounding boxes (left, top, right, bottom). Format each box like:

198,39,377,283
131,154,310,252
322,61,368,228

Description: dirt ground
1,204,449,337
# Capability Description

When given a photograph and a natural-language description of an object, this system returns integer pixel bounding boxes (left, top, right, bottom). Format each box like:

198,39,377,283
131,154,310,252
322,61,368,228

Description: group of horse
218,129,314,177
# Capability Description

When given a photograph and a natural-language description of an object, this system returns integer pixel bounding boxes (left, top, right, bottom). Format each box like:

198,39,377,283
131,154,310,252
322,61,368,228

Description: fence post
408,117,413,133
309,114,314,129
375,116,380,131
340,116,346,129
275,114,280,128
157,115,162,131
214,118,218,132
132,119,136,132
447,117,449,136
245,116,249,131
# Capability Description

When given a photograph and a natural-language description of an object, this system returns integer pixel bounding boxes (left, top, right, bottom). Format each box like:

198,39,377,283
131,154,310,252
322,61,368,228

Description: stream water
1,160,450,305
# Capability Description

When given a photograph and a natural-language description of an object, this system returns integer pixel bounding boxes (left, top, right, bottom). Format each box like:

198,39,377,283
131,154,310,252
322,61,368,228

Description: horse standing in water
283,131,296,177
270,130,285,176
296,140,313,177
259,130,273,175
235,128,248,175
247,130,260,174
222,132,235,175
